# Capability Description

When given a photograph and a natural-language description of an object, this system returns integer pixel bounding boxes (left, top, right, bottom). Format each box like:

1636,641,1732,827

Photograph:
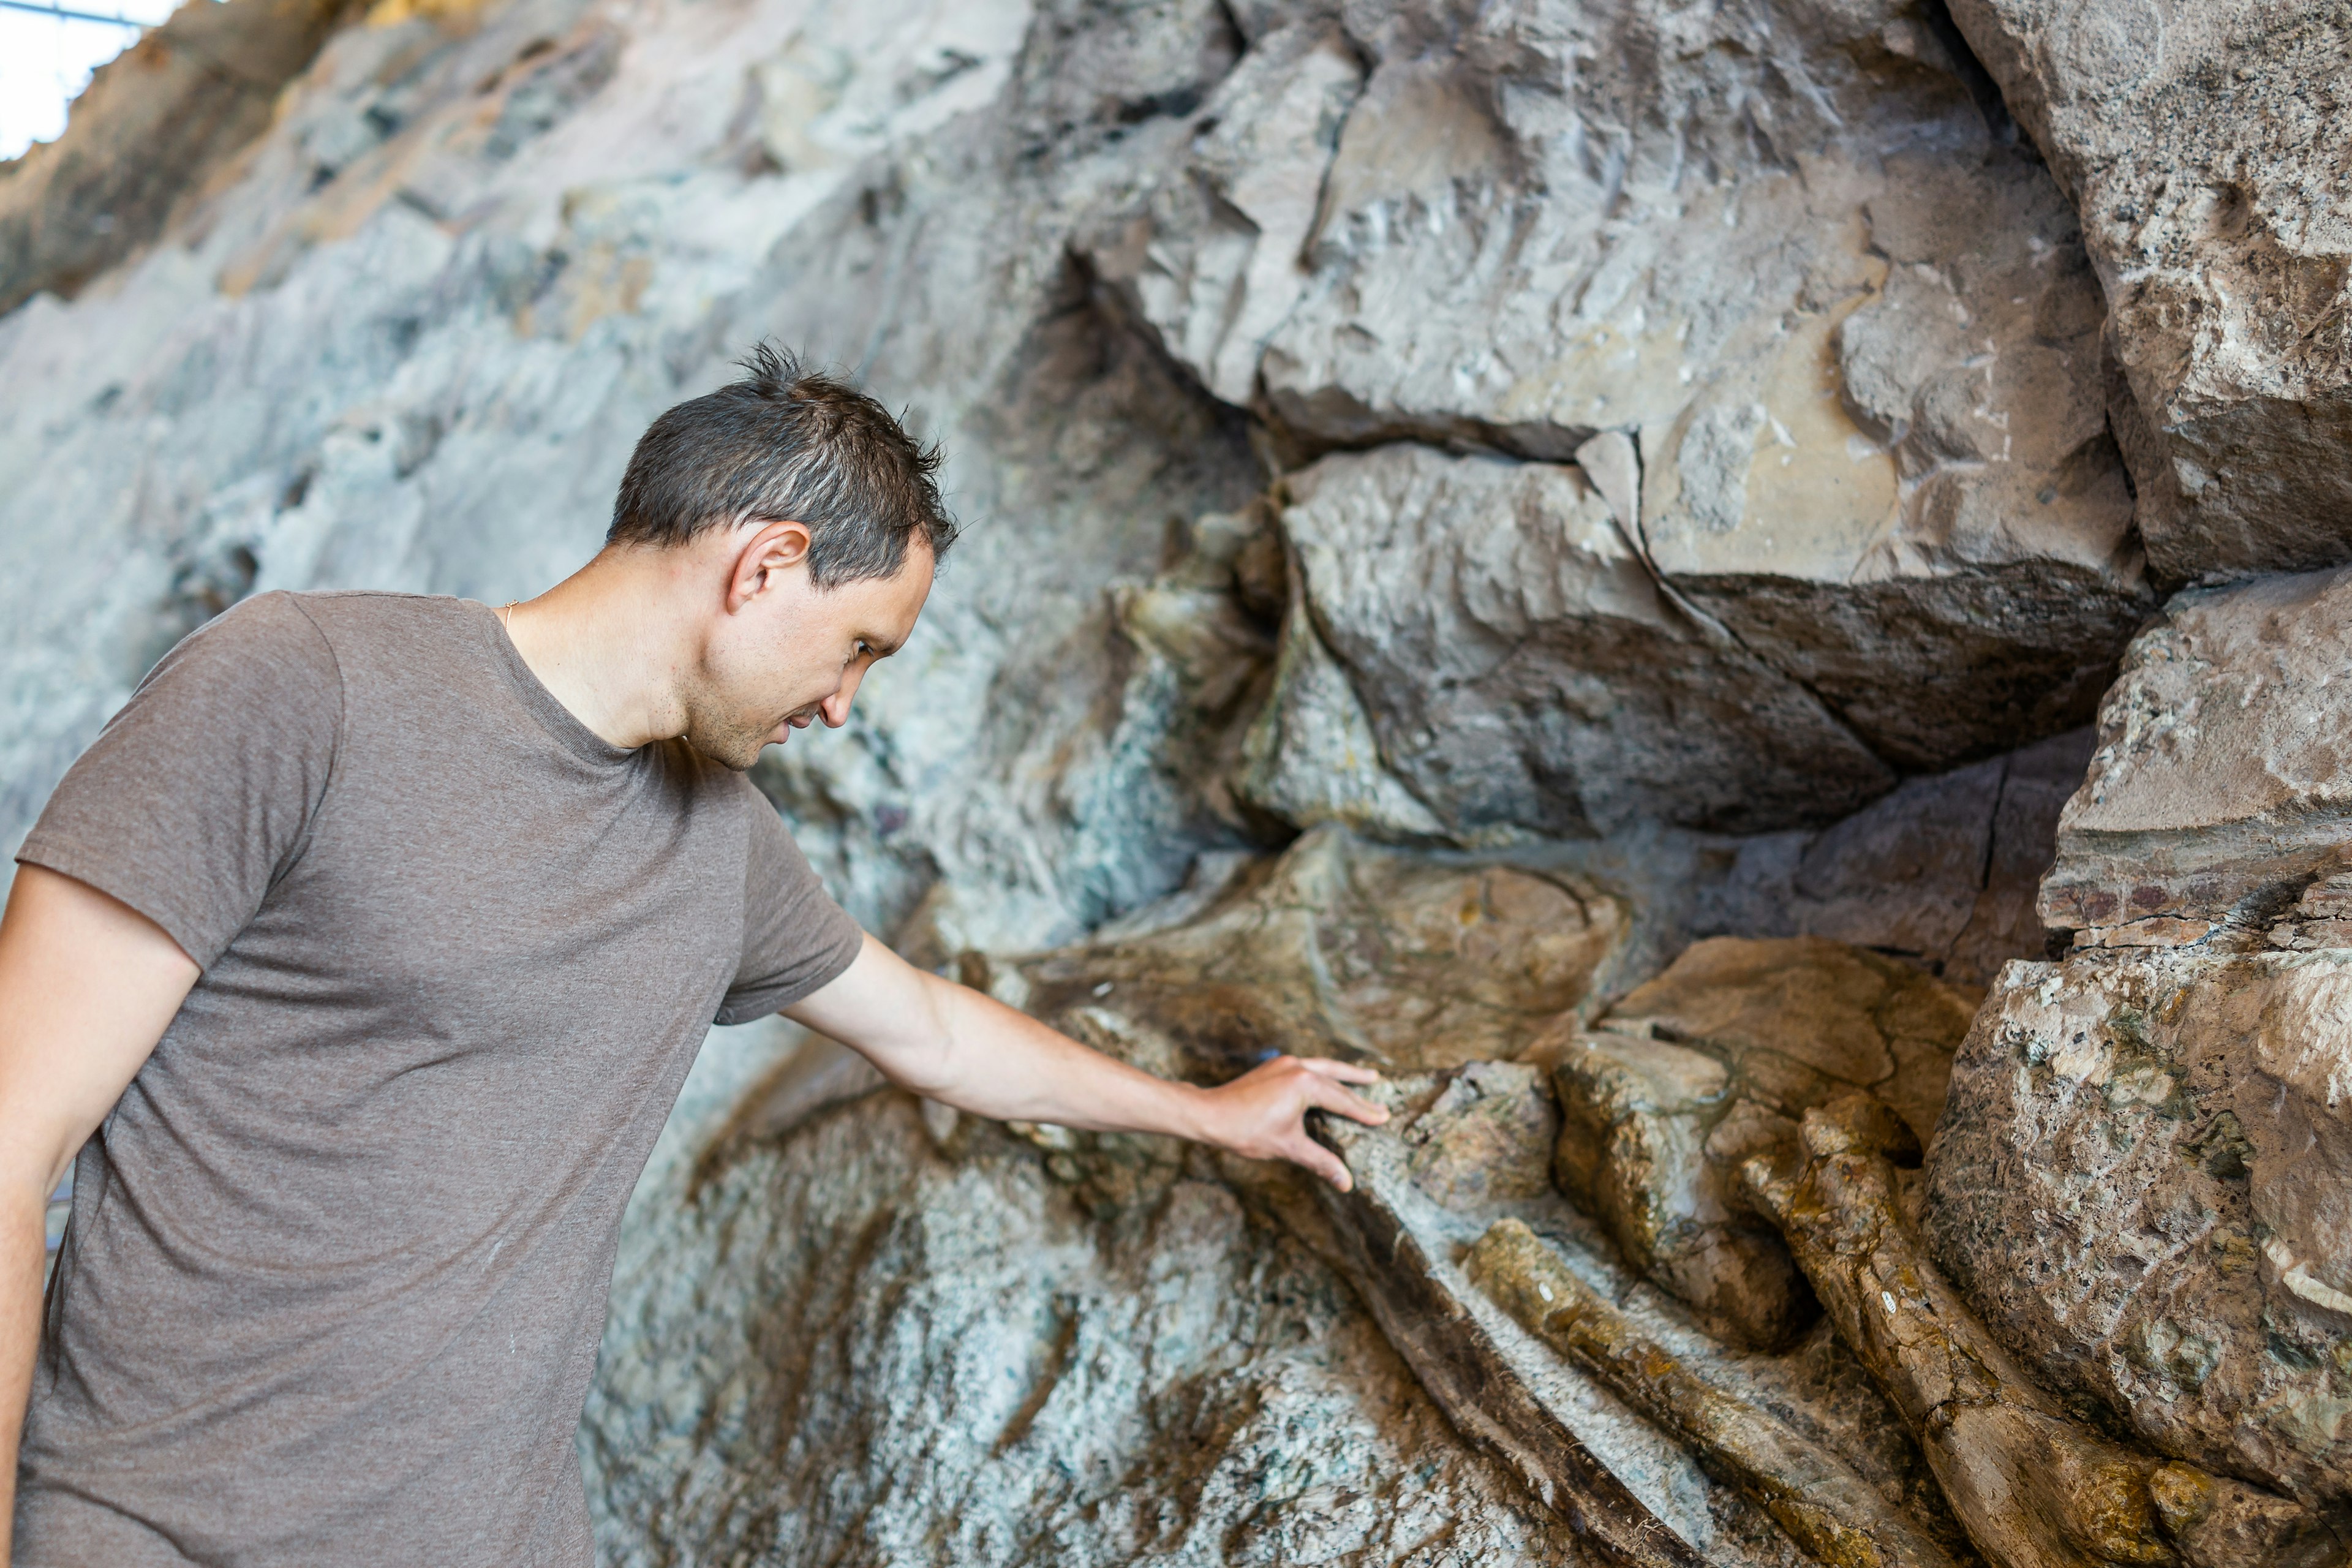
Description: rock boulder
1948,0,2352,584
1094,0,2155,814
1924,947,2352,1510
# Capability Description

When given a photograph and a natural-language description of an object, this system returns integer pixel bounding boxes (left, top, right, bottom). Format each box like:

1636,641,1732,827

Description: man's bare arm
783,933,1389,1190
0,866,198,1563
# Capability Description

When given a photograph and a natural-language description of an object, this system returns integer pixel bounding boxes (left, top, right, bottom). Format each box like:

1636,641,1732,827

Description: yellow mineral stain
365,0,496,30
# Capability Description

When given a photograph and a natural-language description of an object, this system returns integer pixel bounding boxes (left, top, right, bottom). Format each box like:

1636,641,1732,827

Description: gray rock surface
1095,0,2154,793
1948,0,2352,584
2041,565,2352,945
1268,444,1896,837
587,1090,1591,1567
1926,947,2352,1512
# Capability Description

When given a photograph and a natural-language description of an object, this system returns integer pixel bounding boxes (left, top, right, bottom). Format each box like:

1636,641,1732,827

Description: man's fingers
1302,1074,1389,1126
1283,1134,1354,1193
1294,1056,1382,1085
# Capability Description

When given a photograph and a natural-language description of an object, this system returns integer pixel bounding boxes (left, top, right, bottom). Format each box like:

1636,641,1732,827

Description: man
0,346,1387,1565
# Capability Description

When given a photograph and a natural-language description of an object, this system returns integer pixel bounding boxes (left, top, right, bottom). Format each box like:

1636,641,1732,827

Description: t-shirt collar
473,601,639,769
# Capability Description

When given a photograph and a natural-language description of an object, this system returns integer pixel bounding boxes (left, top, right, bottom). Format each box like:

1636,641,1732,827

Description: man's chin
682,729,773,773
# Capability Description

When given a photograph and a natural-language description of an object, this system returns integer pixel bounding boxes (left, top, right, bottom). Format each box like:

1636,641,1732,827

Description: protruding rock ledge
2041,565,2352,946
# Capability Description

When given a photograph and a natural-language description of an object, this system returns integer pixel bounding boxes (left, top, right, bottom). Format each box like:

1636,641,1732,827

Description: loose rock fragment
1468,1216,1961,1568
1098,0,2150,831
1745,1096,2343,1568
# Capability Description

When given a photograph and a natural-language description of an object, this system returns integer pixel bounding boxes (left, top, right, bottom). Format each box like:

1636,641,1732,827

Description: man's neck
501,547,698,750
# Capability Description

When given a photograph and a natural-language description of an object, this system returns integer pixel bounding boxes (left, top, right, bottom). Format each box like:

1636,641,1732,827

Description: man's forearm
785,935,1388,1189
1,1183,47,1564
897,974,1214,1137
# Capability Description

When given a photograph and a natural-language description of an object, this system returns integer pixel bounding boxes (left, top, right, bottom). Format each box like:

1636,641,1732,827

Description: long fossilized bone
1738,1095,2344,1568
1466,1216,1961,1568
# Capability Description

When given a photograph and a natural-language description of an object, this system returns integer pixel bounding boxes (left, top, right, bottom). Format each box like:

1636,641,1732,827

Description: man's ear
727,519,813,612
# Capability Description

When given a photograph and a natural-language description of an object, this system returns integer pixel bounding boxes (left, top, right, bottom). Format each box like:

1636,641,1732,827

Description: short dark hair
607,343,955,583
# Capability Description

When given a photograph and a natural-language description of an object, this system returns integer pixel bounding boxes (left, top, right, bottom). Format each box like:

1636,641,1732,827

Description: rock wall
7,0,2352,1561
1948,0,2352,585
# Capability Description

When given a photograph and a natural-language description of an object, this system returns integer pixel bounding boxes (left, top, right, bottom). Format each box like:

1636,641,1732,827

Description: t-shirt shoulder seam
279,595,348,873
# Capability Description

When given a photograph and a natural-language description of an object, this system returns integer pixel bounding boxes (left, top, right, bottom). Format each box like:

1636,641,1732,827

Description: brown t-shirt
11,591,862,1566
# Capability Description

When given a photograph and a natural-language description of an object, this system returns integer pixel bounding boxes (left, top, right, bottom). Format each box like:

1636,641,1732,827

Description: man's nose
820,666,865,726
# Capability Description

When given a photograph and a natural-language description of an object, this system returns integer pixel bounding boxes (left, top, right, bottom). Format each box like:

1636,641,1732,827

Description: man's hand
785,935,1390,1191
1188,1054,1386,1191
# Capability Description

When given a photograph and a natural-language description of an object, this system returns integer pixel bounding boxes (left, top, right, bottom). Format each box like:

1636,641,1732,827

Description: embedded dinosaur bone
1739,1096,2345,1568
1311,1101,1709,1568
1466,1217,1961,1568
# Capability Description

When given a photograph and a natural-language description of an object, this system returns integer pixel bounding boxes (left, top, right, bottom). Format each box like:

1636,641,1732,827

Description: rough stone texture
1268,444,1896,837
1753,1096,2341,1568
1926,948,2352,1514
1094,0,2154,814
586,1090,1594,1567
1948,0,2352,585
2040,566,2352,944
1538,937,1975,1348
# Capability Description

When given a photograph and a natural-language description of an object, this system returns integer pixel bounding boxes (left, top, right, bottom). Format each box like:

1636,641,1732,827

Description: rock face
2041,565,2352,945
1095,0,2155,832
1949,0,2352,585
1265,445,1896,837
1926,948,2352,1513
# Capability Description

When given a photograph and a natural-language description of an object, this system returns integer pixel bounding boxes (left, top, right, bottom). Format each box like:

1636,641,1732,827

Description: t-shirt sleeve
15,592,342,970
718,783,865,1024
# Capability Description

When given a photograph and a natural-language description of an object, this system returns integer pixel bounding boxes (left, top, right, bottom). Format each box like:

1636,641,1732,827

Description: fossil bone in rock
1741,1095,2344,1568
1467,1215,1961,1568
1308,1085,1711,1568
1537,937,1974,1349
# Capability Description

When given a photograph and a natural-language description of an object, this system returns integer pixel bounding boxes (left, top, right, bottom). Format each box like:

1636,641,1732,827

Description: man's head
608,345,954,769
